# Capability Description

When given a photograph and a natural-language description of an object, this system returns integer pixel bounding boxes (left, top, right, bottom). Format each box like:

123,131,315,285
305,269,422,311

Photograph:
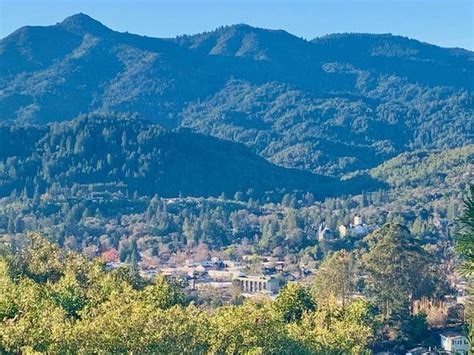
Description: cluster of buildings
317,214,375,241
338,214,373,238
145,257,283,297
108,257,284,297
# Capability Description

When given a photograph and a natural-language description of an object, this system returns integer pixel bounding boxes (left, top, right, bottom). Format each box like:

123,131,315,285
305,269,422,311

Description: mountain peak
58,13,110,35
175,23,307,60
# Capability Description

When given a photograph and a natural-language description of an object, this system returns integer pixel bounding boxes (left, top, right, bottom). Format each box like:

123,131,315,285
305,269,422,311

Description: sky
1,0,473,50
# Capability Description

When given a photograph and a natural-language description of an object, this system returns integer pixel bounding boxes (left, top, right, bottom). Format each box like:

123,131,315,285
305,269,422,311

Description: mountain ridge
1,14,472,176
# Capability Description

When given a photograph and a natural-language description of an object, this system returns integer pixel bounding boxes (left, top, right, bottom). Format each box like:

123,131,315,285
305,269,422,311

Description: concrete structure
235,275,280,295
440,332,469,354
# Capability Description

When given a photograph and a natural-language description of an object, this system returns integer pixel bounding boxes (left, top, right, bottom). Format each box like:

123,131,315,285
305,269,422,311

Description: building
354,214,363,226
235,275,280,295
338,215,370,238
440,332,469,354
318,223,333,241
338,224,348,238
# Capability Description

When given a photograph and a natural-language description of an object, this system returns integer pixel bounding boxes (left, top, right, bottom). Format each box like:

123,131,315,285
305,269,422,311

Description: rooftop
440,331,466,339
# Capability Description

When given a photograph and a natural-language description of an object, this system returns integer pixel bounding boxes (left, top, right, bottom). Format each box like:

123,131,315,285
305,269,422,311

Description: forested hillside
0,141,469,262
369,145,473,189
0,114,364,200
1,14,472,175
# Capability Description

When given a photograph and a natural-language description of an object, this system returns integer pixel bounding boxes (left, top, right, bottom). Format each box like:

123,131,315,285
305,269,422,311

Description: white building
353,214,363,226
338,215,369,238
440,332,469,354
338,224,348,238
235,275,280,295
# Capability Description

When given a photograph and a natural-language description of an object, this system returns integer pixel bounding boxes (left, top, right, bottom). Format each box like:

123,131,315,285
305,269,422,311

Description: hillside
0,114,375,200
369,145,474,189
0,14,472,175
365,145,473,211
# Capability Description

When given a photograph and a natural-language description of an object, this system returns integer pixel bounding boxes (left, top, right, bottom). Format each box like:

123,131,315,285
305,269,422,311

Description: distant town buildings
106,256,286,298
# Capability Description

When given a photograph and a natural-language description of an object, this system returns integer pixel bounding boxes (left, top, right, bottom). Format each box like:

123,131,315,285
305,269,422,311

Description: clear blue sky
1,0,473,50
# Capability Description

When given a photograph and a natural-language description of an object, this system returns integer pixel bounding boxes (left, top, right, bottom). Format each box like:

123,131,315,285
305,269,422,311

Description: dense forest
0,114,382,200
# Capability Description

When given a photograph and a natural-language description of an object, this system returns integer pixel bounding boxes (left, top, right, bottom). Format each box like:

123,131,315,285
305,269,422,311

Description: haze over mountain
0,13,472,176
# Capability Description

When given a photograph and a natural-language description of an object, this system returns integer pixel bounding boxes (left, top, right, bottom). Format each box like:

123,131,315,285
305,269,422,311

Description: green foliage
288,297,378,354
458,185,474,276
362,224,446,318
209,302,298,353
0,114,345,201
48,270,88,318
273,283,316,322
457,186,474,345
5,233,64,283
140,275,186,309
0,233,379,353
397,312,430,348
312,250,357,306
1,15,472,177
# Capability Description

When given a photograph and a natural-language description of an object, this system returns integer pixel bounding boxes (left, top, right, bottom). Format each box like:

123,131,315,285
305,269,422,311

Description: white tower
354,214,363,226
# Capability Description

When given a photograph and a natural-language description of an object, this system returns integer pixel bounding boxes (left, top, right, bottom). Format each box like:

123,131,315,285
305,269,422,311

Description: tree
141,275,186,309
209,302,300,353
362,224,441,318
6,233,64,283
49,270,88,318
288,297,378,353
273,283,315,322
458,185,474,276
457,186,474,346
312,250,358,307
397,312,430,349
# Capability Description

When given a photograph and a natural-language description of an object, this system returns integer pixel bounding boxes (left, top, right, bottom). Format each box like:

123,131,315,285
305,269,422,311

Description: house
338,224,348,237
440,332,469,354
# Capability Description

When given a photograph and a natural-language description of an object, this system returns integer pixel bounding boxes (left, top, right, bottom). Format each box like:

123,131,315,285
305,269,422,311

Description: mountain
0,114,379,199
1,14,473,176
